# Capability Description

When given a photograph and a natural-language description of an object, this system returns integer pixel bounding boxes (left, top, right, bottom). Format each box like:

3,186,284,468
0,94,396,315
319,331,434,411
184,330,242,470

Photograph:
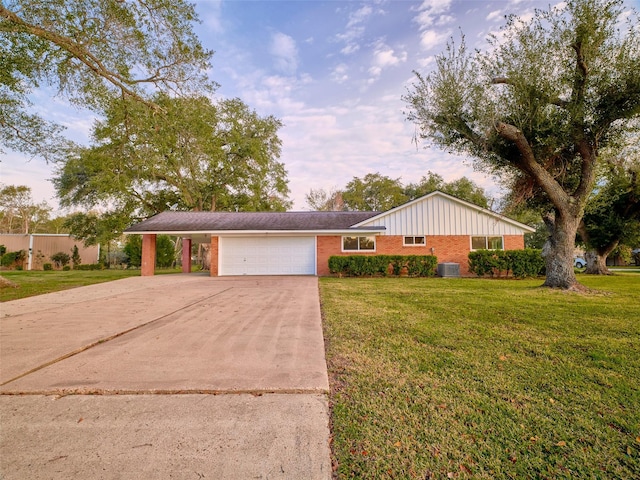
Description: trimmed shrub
43,263,53,271
62,265,71,271
74,264,103,270
468,249,544,278
329,255,437,277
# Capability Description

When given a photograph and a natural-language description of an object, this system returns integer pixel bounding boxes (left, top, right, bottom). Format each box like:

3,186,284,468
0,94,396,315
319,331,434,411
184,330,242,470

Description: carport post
182,237,192,273
141,234,156,276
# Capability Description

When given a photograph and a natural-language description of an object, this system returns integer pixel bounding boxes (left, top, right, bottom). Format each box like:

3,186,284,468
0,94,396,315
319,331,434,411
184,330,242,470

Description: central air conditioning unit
437,263,460,278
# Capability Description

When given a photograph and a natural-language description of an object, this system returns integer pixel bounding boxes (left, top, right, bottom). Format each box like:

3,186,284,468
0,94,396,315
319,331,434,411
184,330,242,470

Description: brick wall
317,234,528,276
210,236,219,277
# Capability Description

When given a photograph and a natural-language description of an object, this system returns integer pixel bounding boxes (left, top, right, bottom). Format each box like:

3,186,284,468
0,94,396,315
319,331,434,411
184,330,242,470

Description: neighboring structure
125,191,535,277
0,234,100,270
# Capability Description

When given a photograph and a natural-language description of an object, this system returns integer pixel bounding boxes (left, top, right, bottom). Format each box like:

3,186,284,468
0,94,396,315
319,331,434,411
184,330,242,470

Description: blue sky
3,0,639,211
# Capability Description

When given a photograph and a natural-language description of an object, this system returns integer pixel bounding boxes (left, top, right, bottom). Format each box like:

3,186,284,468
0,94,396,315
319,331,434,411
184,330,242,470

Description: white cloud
367,41,408,82
413,0,453,29
330,64,349,84
269,32,299,75
420,29,450,51
347,5,373,28
486,10,503,21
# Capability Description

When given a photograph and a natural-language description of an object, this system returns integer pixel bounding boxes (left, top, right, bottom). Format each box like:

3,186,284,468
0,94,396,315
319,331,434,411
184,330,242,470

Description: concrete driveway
0,275,332,479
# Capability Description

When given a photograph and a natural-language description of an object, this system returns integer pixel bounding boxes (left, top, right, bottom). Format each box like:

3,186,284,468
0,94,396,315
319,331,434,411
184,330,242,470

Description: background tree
1,0,213,161
307,172,492,212
54,95,291,240
305,187,345,211
404,0,640,290
341,173,407,211
71,245,81,268
579,154,640,274
0,184,52,233
123,234,175,268
405,171,491,208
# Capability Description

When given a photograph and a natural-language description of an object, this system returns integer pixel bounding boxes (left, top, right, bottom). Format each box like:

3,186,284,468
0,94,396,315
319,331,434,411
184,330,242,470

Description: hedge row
328,255,438,277
73,264,105,271
468,249,544,278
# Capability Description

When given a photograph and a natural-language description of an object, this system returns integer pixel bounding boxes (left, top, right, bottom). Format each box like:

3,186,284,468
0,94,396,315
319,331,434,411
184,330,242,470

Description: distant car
574,257,586,268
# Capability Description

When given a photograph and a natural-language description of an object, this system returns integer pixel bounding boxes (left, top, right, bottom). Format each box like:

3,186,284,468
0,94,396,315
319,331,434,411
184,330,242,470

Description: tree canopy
0,184,51,233
305,171,491,211
1,0,213,161
404,0,640,290
54,94,291,241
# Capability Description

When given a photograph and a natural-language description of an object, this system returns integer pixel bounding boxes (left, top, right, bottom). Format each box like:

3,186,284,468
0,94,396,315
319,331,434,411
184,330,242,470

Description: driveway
0,275,332,479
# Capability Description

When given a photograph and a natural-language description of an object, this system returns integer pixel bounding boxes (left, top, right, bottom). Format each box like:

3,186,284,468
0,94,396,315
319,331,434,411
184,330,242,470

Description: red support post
182,238,192,273
141,234,157,276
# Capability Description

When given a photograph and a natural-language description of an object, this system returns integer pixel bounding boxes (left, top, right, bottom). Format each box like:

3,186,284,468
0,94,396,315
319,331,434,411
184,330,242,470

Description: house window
403,236,426,246
342,236,376,251
471,236,503,250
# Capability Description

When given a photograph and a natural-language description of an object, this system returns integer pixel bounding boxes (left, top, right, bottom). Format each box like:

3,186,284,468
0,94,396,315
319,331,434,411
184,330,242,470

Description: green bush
468,249,544,278
329,255,437,277
43,263,53,271
1,250,26,268
51,251,71,268
62,265,71,271
73,264,103,270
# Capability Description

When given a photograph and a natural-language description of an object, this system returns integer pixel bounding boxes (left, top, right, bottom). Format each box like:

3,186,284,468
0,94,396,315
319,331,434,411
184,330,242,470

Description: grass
0,268,183,302
320,275,640,479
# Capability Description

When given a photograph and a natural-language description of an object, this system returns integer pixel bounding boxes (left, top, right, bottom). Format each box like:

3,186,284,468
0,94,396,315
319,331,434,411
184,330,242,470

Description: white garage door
219,236,316,276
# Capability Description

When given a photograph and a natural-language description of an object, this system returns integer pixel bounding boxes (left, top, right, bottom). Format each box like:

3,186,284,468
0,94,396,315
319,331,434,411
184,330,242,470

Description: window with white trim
471,236,503,250
403,236,426,246
342,236,376,251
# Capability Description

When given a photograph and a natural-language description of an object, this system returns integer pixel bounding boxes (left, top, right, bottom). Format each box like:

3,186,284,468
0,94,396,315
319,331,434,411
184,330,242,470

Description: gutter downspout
27,234,34,271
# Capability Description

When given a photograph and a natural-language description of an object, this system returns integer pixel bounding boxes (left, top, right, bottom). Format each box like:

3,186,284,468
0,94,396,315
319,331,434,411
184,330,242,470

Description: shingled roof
125,210,384,233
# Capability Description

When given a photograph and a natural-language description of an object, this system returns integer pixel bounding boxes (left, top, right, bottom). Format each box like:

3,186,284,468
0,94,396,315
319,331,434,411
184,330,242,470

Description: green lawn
320,276,640,479
0,268,182,302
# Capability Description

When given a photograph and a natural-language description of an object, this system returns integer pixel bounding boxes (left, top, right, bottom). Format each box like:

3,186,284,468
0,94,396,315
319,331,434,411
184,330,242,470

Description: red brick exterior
210,234,528,277
210,236,219,277
318,234,528,276
141,234,157,276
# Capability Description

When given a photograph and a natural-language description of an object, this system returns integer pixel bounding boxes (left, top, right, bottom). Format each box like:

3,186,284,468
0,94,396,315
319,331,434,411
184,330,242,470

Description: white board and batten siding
357,192,534,236
219,236,316,276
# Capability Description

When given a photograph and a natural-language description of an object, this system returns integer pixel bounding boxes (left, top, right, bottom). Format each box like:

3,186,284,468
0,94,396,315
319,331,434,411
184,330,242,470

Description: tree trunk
584,240,618,275
584,250,610,275
541,213,583,290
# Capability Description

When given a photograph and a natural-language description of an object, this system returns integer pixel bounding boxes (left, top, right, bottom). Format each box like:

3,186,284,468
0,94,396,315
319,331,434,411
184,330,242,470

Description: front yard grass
320,276,640,479
0,268,182,302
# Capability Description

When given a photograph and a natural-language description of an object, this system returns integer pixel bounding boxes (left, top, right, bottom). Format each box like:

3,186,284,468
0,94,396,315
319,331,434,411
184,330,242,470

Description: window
403,236,426,246
343,236,376,251
471,236,503,250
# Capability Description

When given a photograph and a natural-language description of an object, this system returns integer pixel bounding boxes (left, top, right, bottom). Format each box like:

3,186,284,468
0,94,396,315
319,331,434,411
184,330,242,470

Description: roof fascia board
123,228,386,236
352,190,536,233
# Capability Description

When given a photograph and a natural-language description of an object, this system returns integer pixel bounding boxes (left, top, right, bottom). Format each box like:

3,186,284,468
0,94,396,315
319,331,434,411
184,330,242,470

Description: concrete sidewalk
1,275,332,479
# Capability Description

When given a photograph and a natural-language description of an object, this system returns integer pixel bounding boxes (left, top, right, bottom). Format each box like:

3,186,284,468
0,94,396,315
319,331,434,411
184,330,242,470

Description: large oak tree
404,0,640,290
1,0,213,161
54,94,291,238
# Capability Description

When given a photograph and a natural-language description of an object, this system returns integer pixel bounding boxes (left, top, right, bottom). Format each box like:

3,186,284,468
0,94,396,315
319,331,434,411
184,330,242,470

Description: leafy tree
404,0,640,290
579,154,640,274
342,173,407,211
1,0,213,161
405,171,491,208
123,234,174,268
0,184,51,233
54,95,291,236
63,211,129,247
71,245,81,268
305,187,345,211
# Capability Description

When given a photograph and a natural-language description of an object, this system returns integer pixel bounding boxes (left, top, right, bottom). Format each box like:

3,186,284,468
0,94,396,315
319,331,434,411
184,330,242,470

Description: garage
219,236,316,276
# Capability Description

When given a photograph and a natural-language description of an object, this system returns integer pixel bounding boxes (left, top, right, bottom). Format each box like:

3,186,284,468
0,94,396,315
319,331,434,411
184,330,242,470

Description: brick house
125,191,535,277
